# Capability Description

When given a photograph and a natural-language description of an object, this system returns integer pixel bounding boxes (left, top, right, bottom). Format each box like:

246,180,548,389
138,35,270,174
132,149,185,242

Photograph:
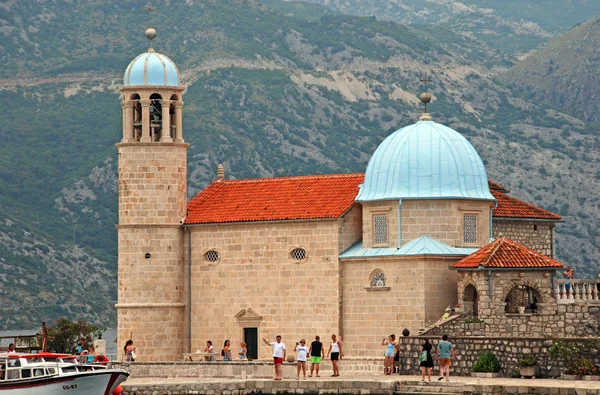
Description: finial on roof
419,92,433,121
142,0,157,50
418,73,433,121
217,164,225,181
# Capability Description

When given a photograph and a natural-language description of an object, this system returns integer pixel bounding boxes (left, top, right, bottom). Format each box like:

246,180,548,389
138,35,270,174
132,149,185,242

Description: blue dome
356,120,494,202
123,50,179,87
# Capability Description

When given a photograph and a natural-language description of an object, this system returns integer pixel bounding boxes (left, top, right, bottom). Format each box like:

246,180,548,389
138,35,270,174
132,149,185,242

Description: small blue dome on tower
356,120,494,202
123,49,179,87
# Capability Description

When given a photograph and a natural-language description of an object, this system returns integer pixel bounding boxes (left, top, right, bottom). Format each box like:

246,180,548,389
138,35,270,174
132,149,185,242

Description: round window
290,248,307,261
204,250,219,263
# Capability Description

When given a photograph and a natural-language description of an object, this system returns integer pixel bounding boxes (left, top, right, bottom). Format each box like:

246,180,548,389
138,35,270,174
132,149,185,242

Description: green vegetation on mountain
0,0,599,329
291,0,600,56
499,17,600,123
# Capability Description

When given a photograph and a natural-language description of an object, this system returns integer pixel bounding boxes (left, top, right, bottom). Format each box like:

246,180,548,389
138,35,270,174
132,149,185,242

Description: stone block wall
401,200,491,248
117,143,187,361
186,218,345,360
455,269,600,338
492,220,553,257
398,336,600,378
341,257,458,356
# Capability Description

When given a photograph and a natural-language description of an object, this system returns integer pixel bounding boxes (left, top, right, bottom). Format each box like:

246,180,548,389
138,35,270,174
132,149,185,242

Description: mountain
0,0,599,329
289,0,600,56
499,17,600,123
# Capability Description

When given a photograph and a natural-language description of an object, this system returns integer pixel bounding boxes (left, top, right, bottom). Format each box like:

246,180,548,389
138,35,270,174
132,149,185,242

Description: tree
45,318,103,354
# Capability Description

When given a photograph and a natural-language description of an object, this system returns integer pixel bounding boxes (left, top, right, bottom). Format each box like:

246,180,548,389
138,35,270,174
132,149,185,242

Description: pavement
124,374,600,390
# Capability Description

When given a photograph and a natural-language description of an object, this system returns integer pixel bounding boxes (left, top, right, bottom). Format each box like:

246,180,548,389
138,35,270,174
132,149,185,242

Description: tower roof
123,49,180,87
356,120,494,202
453,237,564,269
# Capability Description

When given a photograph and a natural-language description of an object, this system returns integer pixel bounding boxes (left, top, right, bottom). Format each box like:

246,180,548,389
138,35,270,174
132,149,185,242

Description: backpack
221,349,225,357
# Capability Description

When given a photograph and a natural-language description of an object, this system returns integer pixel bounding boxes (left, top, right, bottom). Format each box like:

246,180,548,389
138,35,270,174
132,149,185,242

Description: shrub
472,352,501,373
566,357,599,376
519,356,537,367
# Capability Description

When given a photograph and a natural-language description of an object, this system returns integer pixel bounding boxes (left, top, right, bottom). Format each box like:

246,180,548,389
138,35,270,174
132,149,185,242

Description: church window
463,214,478,244
371,271,386,287
204,250,219,263
373,215,388,245
290,248,307,261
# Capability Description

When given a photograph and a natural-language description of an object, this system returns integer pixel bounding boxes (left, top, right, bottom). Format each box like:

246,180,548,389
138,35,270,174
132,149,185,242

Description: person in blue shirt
436,335,455,381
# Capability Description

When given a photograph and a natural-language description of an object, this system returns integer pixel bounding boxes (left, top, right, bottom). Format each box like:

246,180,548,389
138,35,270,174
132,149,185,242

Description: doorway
244,328,258,359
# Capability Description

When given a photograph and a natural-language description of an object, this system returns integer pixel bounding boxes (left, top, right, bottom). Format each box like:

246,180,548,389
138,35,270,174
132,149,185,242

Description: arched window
371,271,387,287
149,93,163,141
505,285,542,314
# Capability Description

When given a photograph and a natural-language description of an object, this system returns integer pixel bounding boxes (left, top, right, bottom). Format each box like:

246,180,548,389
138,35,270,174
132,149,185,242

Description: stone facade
362,200,492,249
452,270,600,338
185,215,356,360
402,200,491,248
492,219,554,257
341,257,458,356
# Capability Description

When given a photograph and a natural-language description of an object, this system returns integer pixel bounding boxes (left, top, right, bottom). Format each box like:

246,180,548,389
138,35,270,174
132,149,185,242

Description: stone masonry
492,220,554,257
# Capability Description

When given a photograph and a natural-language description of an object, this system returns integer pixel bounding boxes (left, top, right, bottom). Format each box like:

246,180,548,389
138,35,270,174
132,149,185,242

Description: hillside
0,0,599,329
499,17,600,123
291,0,600,56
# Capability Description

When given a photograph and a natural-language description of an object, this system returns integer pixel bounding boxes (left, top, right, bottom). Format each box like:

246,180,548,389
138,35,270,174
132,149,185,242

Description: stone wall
117,143,188,362
401,200,491,248
341,257,459,356
492,220,554,257
455,269,600,337
186,217,349,360
398,336,600,378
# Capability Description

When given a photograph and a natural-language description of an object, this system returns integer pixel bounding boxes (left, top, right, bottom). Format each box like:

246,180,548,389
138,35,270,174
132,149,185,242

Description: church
115,28,569,362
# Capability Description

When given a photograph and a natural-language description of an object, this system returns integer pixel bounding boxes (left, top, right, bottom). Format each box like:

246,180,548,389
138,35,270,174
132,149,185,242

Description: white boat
0,352,129,395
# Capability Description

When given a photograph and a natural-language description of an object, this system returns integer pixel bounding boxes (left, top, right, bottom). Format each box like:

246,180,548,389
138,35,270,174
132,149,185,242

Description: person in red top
93,354,110,365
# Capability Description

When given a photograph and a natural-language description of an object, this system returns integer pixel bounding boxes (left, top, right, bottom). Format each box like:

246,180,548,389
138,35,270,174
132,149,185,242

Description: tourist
263,335,286,380
308,335,324,377
327,334,342,377
381,334,397,375
79,349,89,364
436,335,455,381
294,339,309,380
597,274,600,294
87,344,96,363
7,343,16,354
205,340,217,361
221,340,232,361
93,354,110,365
419,338,433,382
124,339,136,362
563,265,574,296
239,341,247,360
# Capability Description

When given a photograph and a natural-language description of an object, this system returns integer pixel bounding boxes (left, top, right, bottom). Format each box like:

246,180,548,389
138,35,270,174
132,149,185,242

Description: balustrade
554,279,600,303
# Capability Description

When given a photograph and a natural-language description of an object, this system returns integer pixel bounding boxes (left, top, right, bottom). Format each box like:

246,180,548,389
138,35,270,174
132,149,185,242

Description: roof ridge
482,237,505,267
219,173,364,184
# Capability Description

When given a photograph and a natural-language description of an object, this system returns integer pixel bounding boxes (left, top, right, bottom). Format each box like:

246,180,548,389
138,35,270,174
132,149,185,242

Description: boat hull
0,369,129,395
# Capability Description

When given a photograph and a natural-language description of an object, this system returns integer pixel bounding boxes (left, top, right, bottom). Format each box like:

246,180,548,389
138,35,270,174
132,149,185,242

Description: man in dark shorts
263,335,286,380
308,335,325,377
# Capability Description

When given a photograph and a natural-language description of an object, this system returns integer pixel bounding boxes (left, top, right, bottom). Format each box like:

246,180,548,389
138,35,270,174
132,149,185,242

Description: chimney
217,164,225,181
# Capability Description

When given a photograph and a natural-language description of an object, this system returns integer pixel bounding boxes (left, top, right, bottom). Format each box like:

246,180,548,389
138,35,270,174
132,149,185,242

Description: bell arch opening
463,284,478,317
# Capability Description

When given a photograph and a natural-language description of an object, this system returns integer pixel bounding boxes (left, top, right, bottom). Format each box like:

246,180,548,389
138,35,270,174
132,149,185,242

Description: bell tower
116,25,187,361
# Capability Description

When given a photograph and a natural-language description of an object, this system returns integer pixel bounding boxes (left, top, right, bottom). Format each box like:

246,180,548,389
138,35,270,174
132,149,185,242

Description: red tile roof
488,180,508,192
491,189,561,220
453,237,563,269
185,174,364,225
185,174,561,224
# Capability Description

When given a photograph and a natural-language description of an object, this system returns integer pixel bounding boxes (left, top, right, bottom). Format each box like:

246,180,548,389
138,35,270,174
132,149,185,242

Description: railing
555,279,600,303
